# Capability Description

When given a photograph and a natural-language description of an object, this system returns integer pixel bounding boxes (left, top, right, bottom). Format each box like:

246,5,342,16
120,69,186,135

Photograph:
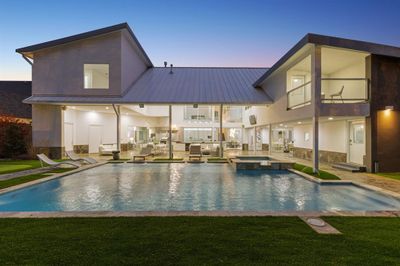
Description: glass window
84,64,109,89
353,124,364,144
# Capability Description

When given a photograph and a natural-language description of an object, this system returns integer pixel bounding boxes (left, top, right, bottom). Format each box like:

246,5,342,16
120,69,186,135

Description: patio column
219,104,223,158
169,105,173,159
269,124,273,155
253,126,256,152
311,45,322,173
112,105,121,152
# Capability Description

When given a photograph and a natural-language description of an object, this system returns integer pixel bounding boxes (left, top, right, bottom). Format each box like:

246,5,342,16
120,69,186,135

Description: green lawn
0,168,72,190
0,160,42,175
293,163,340,180
376,172,400,181
0,217,398,265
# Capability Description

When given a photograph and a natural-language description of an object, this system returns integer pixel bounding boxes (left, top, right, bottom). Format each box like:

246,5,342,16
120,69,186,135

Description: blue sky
1,0,400,80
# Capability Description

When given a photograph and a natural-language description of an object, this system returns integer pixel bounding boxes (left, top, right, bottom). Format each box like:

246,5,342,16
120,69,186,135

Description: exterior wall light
385,106,394,111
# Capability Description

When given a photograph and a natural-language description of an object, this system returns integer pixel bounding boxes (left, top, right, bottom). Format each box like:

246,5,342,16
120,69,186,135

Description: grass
153,157,184,162
293,163,340,180
0,160,42,175
207,157,228,163
376,172,400,181
0,217,398,265
0,168,72,190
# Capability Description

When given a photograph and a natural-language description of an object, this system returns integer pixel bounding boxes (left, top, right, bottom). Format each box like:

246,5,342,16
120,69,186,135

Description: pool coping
288,169,400,199
0,162,399,218
0,210,398,218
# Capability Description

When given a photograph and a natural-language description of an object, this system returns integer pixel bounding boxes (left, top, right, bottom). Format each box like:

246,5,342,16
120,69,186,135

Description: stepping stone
299,216,342,234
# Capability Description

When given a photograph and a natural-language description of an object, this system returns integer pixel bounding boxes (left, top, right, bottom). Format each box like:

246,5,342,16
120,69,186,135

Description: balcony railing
287,81,311,109
287,78,370,109
321,78,369,103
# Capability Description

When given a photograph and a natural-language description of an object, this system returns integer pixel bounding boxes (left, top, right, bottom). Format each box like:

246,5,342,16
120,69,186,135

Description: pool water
0,163,399,212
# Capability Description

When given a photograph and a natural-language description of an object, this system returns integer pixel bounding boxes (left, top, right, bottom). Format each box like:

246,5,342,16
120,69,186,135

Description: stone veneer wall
33,147,64,159
292,147,346,164
73,145,89,154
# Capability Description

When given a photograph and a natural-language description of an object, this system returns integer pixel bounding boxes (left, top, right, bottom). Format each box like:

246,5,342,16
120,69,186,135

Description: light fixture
328,117,333,120
105,106,109,110
279,123,283,126
385,106,394,111
71,106,76,110
297,121,302,124
139,104,144,108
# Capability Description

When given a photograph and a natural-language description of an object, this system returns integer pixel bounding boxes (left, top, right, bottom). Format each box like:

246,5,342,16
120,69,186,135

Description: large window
84,64,109,89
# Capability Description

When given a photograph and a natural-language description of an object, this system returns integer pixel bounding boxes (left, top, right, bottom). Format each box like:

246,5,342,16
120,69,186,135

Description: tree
2,123,27,158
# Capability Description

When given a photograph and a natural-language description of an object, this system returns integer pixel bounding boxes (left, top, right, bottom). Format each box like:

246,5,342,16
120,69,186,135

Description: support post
269,124,273,155
169,105,173,159
311,45,322,173
112,105,121,152
253,126,257,152
219,104,223,158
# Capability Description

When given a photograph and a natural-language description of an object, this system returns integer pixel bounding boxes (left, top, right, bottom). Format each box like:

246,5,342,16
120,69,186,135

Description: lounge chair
188,144,202,160
329,85,344,103
133,146,153,161
66,150,97,164
37,153,81,168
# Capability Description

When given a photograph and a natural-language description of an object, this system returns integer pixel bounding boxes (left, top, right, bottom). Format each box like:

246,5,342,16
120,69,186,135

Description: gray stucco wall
32,32,122,96
121,30,148,93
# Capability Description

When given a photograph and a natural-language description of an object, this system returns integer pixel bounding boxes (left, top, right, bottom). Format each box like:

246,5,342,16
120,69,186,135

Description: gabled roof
0,81,32,119
23,67,272,105
254,33,400,87
16,23,153,67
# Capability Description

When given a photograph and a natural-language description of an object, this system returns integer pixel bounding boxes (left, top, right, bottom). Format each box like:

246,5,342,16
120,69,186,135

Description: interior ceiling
321,47,368,74
273,116,365,129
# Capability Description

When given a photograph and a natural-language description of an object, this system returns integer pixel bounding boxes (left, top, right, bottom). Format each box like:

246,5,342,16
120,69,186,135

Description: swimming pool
0,163,399,212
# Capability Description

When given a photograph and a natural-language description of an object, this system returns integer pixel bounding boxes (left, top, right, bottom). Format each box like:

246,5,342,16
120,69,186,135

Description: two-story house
17,23,400,173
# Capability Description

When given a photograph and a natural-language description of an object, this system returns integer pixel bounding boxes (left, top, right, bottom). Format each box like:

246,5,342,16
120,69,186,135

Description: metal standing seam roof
24,67,272,105
123,67,272,104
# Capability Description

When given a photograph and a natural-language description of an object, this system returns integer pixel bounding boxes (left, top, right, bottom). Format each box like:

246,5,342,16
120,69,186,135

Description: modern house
16,23,400,172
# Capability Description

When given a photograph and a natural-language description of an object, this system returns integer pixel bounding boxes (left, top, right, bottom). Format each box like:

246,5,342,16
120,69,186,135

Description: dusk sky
1,0,400,80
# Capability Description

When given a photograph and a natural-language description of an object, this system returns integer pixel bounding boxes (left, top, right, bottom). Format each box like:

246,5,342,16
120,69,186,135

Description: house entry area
62,104,255,159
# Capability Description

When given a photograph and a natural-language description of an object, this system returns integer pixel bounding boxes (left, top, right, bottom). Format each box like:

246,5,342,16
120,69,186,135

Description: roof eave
16,23,153,67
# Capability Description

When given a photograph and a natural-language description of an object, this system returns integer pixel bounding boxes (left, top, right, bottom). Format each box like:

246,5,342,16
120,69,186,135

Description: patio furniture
99,144,118,155
133,146,153,161
66,150,97,164
37,154,80,168
329,85,344,103
188,144,202,160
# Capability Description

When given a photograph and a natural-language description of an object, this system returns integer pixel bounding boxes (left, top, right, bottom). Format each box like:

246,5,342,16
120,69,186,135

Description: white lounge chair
37,154,81,168
66,150,97,164
188,144,202,160
133,146,153,161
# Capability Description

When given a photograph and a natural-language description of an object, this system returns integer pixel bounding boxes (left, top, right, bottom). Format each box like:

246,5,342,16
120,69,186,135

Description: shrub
0,116,32,159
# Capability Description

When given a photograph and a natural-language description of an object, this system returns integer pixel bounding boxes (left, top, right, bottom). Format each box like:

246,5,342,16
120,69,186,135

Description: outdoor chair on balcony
66,150,97,164
188,144,202,161
37,154,81,168
133,146,153,161
329,85,344,103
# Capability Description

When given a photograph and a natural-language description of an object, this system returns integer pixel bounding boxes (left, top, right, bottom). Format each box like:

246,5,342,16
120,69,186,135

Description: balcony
287,78,369,110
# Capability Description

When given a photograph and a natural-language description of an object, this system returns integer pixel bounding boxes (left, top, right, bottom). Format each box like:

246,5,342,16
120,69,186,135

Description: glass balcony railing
287,78,370,109
287,81,312,109
321,78,369,103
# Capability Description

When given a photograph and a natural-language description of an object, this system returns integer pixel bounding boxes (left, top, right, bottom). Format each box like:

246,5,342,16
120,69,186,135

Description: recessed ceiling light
328,117,333,120
297,121,302,124
105,106,109,110
279,123,283,126
71,106,76,109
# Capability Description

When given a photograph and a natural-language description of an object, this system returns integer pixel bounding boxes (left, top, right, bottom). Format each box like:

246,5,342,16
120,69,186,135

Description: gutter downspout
112,104,121,152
